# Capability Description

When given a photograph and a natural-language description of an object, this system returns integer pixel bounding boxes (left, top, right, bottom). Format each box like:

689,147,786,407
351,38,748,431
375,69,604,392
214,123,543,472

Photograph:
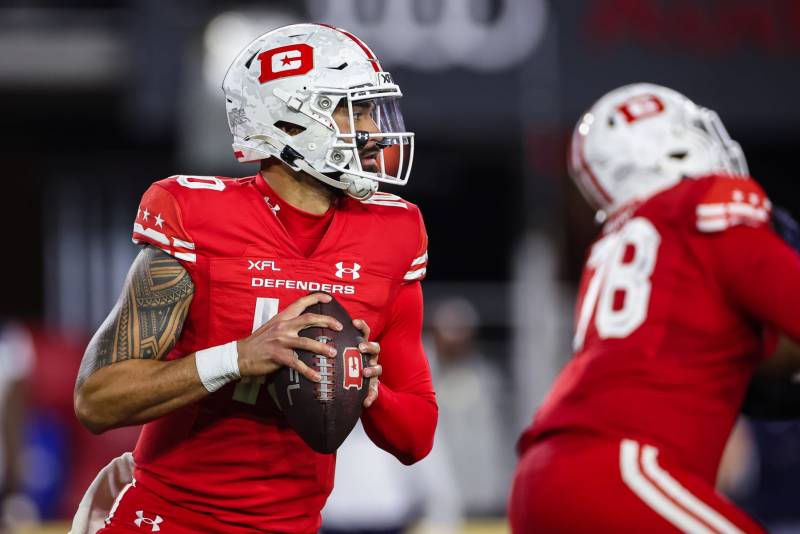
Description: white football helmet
222,23,414,200
568,83,748,215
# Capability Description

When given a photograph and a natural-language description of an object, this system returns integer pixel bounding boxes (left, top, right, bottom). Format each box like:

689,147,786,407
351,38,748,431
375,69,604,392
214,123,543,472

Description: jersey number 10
573,217,661,351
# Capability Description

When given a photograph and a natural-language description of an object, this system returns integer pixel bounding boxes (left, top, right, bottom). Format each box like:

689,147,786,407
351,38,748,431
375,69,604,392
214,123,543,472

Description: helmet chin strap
292,158,378,201
237,135,378,201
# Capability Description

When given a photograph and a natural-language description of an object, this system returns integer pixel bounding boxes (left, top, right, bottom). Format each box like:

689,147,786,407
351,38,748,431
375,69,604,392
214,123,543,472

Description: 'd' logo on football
258,43,314,84
343,347,363,390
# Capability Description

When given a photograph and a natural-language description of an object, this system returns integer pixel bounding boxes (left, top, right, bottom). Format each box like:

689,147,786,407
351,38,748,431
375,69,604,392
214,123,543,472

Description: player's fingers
364,380,379,407
252,312,281,334
288,313,343,333
363,363,382,379
358,341,380,356
353,319,371,340
280,292,333,319
251,293,332,334
286,354,321,383
286,336,337,358
363,392,376,407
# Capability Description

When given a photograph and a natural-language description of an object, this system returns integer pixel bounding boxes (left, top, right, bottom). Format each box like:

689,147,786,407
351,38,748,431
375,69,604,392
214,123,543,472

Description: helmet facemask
690,107,748,177
266,81,414,200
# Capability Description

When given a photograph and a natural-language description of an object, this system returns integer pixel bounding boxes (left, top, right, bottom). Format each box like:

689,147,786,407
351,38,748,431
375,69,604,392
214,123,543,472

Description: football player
509,83,800,533
71,24,436,534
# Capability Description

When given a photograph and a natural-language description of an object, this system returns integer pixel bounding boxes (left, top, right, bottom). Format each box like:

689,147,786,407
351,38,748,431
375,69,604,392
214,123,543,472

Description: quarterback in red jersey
70,24,436,534
509,84,800,533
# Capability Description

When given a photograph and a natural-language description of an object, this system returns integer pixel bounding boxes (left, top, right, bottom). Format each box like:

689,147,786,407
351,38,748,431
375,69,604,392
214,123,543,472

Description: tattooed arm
73,246,207,433
74,246,346,434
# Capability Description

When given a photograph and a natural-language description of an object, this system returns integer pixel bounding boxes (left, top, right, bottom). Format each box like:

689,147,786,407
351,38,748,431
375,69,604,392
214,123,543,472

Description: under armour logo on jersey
134,510,163,532
264,196,281,215
335,262,361,280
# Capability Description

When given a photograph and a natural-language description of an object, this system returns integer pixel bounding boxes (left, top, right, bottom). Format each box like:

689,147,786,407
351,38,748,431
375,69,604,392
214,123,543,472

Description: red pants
509,434,765,533
97,479,251,534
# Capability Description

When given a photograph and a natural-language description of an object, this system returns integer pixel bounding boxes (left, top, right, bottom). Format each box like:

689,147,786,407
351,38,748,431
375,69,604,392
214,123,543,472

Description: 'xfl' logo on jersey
335,262,361,280
248,260,281,272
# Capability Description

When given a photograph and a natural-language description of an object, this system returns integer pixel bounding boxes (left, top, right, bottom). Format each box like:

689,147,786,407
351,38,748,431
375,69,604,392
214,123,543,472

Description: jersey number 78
573,217,661,351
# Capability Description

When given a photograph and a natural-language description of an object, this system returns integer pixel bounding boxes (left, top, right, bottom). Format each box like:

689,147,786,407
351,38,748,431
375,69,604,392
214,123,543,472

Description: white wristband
195,341,241,392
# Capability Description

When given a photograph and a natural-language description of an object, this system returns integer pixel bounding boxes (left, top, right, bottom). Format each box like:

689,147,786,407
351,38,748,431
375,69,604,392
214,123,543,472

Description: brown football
270,295,368,454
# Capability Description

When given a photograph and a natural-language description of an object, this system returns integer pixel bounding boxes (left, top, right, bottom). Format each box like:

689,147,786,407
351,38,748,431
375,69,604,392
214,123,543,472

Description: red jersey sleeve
401,208,428,283
694,175,771,233
132,182,197,271
697,177,800,341
361,281,437,464
709,225,800,342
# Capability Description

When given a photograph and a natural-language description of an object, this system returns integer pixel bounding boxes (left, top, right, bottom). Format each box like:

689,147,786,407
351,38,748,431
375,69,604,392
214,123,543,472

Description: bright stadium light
203,10,298,92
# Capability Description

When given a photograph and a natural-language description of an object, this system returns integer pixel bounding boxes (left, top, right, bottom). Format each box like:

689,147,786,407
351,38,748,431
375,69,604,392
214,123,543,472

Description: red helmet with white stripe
568,83,748,216
222,23,414,200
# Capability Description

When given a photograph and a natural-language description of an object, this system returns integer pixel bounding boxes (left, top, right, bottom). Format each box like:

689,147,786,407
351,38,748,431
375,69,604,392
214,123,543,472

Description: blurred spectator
720,400,800,532
425,298,511,517
716,417,759,501
0,321,37,530
719,416,800,533
743,419,800,533
322,422,462,534
14,324,138,524
718,338,800,532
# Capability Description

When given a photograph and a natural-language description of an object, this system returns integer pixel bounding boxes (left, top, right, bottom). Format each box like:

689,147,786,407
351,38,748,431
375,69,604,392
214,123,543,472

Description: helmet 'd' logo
335,262,361,280
343,347,363,390
258,44,314,84
617,94,665,124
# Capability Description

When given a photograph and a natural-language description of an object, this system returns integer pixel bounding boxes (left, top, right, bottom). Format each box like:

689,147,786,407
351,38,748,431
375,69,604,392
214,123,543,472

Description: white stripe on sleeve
411,251,428,266
132,223,170,246
403,268,426,281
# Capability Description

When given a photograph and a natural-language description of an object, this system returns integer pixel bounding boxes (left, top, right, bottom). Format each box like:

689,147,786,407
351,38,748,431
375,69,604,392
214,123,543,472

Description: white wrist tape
195,341,241,392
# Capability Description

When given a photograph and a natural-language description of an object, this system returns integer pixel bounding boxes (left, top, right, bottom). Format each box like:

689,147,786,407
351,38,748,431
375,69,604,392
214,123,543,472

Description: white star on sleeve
143,208,150,221
154,213,164,228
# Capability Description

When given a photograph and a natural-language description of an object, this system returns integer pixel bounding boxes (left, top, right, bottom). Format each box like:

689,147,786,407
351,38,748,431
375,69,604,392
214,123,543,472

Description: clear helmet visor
329,92,415,187
374,97,409,144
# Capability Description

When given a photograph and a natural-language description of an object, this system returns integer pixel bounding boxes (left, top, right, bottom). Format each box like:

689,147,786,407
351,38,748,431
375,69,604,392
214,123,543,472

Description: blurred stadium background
2,0,800,532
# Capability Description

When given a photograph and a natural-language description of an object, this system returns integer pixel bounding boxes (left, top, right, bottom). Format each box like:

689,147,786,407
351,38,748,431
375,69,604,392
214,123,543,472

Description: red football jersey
521,175,800,484
129,174,436,532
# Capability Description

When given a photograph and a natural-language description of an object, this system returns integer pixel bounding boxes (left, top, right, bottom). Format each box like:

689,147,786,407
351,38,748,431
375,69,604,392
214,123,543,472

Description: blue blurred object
772,206,800,254
22,410,70,519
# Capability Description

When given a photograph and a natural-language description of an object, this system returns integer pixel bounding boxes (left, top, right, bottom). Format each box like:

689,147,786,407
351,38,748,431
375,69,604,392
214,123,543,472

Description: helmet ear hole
607,116,616,128
668,151,688,160
274,121,306,136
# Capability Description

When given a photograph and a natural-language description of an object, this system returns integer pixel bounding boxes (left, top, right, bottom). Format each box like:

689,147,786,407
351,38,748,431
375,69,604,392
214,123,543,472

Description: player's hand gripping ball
271,294,379,453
